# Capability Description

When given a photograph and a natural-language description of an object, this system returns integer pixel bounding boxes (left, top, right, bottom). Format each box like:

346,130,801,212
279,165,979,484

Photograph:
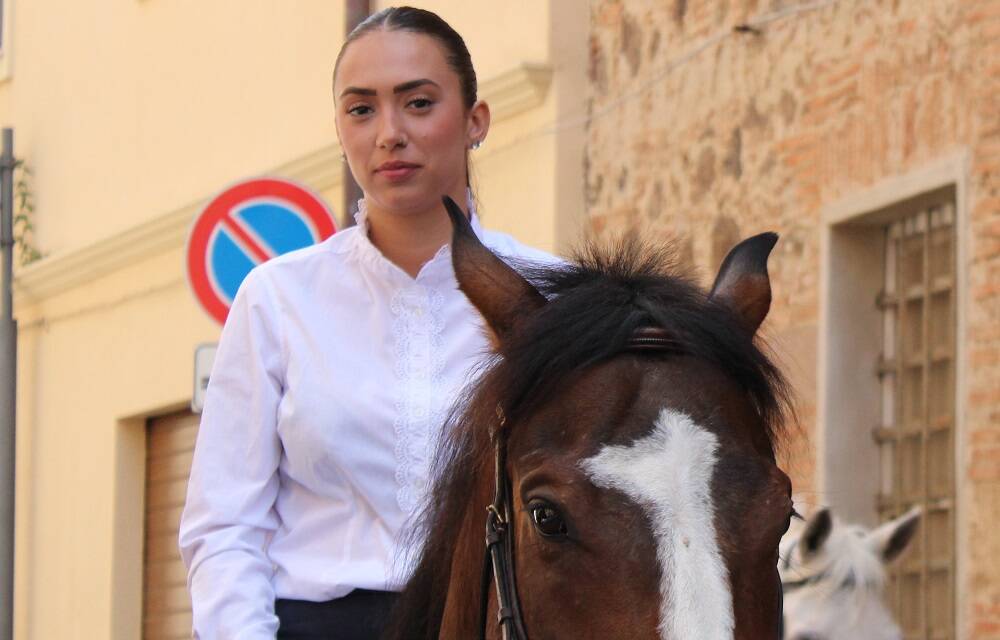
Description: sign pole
0,127,17,640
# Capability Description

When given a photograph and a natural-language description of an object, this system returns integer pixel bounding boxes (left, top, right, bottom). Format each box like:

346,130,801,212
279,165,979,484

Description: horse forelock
508,236,792,449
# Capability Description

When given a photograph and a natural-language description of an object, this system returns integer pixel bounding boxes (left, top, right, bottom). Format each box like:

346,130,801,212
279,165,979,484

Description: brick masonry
585,0,999,636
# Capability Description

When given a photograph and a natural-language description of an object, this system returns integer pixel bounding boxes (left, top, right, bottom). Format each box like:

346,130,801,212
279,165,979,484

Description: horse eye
530,503,568,538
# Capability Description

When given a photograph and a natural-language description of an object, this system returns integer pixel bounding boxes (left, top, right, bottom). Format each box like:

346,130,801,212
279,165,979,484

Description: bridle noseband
478,328,677,640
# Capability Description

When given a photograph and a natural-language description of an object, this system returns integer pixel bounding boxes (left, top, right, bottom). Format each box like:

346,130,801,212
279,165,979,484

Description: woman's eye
347,104,372,116
530,504,568,538
408,98,433,109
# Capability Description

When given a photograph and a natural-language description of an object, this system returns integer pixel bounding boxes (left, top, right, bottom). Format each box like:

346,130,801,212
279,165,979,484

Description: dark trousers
275,589,400,640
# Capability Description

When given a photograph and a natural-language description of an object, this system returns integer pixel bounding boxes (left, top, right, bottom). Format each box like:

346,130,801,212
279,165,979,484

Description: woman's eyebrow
339,86,376,98
392,78,439,93
339,78,440,99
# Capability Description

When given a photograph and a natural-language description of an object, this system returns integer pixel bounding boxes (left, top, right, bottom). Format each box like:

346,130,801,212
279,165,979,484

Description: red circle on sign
187,177,336,325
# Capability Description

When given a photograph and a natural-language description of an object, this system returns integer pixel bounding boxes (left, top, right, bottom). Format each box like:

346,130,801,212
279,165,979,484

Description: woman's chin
368,185,446,215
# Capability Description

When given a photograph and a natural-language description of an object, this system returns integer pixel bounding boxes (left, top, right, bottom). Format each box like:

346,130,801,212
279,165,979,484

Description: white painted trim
817,150,970,638
478,63,552,122
15,204,193,304
12,62,553,305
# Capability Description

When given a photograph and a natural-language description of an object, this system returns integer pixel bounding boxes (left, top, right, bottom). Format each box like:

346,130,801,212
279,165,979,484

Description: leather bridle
477,328,678,640
478,404,528,640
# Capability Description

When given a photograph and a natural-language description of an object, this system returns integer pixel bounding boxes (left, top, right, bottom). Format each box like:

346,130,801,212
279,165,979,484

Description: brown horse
384,197,795,640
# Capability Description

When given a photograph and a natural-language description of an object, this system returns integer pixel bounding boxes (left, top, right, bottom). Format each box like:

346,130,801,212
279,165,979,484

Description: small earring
340,153,346,162
470,140,482,150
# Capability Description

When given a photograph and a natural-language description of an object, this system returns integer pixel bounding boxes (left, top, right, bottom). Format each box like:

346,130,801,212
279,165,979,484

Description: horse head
779,504,922,640
385,196,796,640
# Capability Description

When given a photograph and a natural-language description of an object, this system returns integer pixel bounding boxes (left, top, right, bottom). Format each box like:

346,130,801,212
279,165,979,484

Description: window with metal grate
876,201,956,640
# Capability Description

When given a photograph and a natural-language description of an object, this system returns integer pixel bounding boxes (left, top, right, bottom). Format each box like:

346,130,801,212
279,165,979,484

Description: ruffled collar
351,190,485,239
348,191,486,283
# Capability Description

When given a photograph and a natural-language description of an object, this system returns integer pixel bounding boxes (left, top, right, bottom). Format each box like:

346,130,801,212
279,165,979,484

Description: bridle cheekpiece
477,327,677,640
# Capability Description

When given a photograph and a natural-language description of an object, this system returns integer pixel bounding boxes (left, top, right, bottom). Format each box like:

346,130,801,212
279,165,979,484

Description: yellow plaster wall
1,2,587,638
0,0,346,254
14,248,218,639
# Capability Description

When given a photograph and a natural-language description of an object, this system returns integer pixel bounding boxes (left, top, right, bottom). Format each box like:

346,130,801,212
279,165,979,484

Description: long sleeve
179,269,285,640
173,216,554,633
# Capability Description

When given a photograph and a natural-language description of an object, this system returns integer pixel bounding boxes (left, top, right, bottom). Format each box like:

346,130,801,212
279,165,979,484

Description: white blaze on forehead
581,408,734,640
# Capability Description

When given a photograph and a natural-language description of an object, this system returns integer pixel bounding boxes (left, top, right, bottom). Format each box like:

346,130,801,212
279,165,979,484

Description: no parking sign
186,177,336,325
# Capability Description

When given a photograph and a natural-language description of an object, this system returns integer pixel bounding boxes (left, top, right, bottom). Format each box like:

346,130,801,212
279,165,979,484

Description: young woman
178,7,552,640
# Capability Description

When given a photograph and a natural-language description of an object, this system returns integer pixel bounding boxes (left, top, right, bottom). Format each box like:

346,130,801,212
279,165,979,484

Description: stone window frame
817,152,970,637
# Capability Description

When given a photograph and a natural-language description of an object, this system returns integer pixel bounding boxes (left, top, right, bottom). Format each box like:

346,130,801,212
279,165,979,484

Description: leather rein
477,327,677,640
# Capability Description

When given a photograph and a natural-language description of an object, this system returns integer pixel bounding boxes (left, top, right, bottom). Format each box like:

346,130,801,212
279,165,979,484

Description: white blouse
178,202,552,639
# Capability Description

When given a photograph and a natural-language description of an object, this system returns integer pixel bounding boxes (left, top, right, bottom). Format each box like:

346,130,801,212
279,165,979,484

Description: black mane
383,237,792,640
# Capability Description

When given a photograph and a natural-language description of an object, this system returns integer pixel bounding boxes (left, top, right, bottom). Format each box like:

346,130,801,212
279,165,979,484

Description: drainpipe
0,127,17,640
341,0,370,228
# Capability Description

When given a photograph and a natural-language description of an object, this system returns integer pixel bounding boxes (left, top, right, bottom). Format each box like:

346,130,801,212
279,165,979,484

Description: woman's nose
376,111,408,150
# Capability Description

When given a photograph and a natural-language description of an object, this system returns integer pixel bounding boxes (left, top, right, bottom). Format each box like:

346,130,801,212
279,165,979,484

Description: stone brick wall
585,0,999,636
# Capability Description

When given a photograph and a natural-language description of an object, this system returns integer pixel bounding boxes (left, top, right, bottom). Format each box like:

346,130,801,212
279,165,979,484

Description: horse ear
444,196,546,342
708,232,778,335
800,508,832,556
867,506,921,563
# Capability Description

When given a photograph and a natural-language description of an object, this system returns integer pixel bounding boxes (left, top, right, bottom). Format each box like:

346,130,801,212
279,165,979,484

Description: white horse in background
779,504,921,640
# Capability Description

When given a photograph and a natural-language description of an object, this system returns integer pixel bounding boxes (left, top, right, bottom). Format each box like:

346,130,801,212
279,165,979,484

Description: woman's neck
364,193,469,278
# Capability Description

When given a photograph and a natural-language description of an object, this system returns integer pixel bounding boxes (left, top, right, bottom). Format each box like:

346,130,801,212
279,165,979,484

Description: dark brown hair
333,6,478,109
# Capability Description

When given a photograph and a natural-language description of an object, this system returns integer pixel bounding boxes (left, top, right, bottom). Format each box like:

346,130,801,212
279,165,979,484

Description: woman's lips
375,161,421,182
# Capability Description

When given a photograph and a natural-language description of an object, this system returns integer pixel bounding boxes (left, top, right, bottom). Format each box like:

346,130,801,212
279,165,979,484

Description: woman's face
334,30,487,216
